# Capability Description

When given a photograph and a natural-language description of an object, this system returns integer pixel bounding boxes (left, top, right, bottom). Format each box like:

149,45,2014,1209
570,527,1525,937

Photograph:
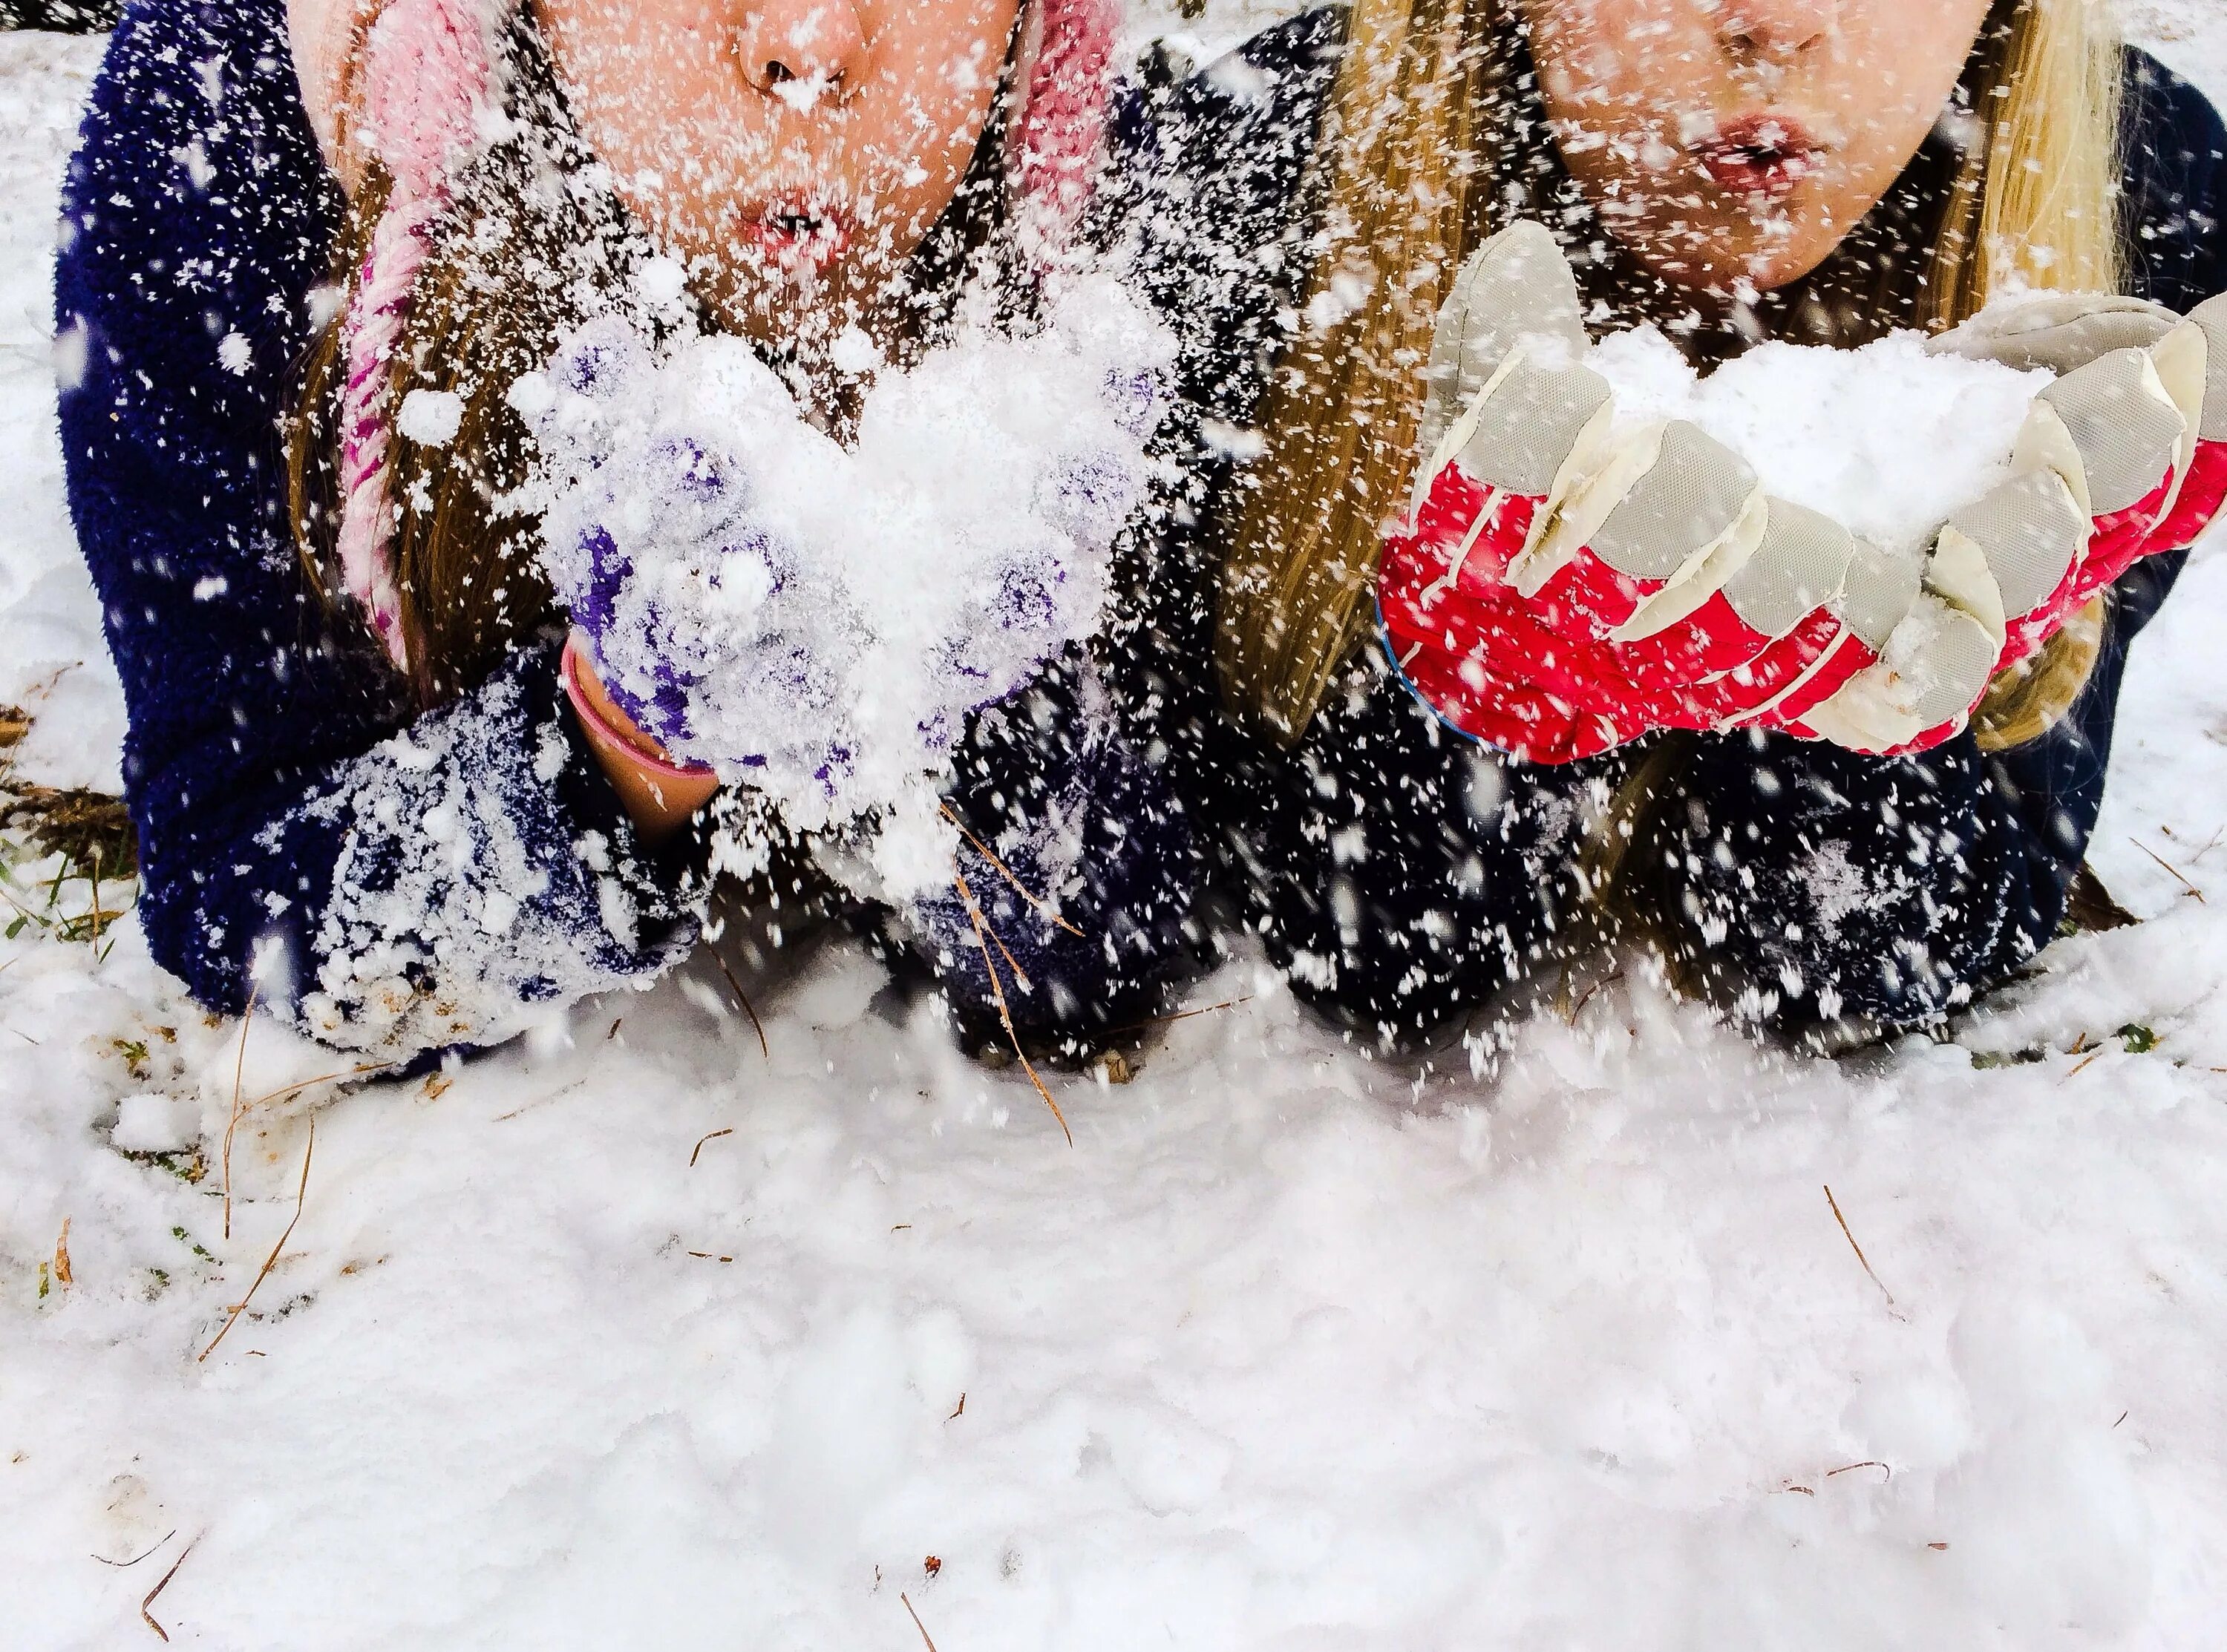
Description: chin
1615,215,1841,300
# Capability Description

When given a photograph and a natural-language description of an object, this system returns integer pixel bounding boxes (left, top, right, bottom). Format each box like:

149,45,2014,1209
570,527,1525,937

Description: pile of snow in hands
1589,326,2052,551
520,266,1174,897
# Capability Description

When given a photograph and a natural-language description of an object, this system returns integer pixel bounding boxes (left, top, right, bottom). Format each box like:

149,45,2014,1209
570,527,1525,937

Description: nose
1713,0,1834,61
738,0,869,98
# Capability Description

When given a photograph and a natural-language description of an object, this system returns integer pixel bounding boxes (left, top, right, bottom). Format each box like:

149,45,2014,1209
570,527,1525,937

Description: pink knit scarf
332,0,1123,675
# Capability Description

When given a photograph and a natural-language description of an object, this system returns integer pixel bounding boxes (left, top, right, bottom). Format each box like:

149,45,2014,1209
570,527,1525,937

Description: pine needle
1825,1460,1891,1481
708,948,769,1060
941,802,1082,937
1823,1184,1895,1307
952,867,1072,1147
92,1529,177,1568
200,1118,314,1363
140,1538,196,1642
689,1127,733,1168
900,1592,940,1652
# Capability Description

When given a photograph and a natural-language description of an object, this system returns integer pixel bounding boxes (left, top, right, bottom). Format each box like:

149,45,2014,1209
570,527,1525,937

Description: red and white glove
1380,223,2227,762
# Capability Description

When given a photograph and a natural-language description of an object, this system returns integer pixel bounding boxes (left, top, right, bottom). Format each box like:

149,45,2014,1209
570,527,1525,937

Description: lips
1693,114,1822,200
742,200,852,272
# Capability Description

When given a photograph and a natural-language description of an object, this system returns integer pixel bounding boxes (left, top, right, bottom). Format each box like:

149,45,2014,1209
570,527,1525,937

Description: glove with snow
526,318,831,764
523,296,1165,865
1379,223,2227,761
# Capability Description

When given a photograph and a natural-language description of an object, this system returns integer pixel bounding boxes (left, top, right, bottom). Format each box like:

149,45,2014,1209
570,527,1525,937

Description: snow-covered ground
8,8,2227,1649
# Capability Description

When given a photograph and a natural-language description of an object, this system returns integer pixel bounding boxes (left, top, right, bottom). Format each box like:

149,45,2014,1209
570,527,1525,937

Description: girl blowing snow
58,0,1236,1064
1143,0,2227,1052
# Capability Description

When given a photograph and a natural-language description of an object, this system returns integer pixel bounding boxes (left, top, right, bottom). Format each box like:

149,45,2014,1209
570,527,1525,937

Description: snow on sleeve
278,649,700,1055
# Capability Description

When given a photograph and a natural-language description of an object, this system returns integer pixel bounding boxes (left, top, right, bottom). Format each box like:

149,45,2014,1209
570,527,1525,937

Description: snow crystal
1591,325,2052,551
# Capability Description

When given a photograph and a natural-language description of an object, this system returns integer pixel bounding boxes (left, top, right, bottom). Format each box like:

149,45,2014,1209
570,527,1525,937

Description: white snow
1592,324,2053,551
7,9,2227,1651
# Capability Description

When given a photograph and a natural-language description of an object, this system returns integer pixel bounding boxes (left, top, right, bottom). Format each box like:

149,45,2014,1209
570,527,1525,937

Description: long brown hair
1217,0,2128,744
289,19,641,704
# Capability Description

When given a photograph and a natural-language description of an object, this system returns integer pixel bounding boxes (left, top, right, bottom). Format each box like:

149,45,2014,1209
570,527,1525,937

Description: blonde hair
1220,0,2128,744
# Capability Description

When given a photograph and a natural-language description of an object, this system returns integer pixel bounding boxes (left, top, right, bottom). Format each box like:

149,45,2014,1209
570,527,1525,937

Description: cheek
545,6,736,180
1528,0,1709,126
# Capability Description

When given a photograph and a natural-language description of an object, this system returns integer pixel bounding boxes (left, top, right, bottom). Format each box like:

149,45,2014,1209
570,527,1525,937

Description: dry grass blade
1823,1184,1895,1307
901,1592,939,1652
93,1528,177,1568
2134,839,2207,902
200,1118,314,1363
707,948,769,1060
221,982,261,1242
941,802,1082,937
140,1538,195,1642
53,1216,72,1288
952,867,1072,1147
1104,995,1255,1037
241,1061,399,1117
689,1127,734,1168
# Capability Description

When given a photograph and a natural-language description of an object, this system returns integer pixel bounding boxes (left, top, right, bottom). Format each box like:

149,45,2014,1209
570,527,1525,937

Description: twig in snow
1823,1184,1895,1308
708,947,769,1060
946,1393,966,1421
952,866,1071,1147
1825,1460,1891,1482
2069,1050,2103,1078
249,1061,397,1114
200,1118,314,1363
2133,839,2207,902
222,981,261,1241
689,1127,734,1168
900,1593,939,1652
1103,996,1255,1037
140,1538,195,1641
92,1529,177,1568
941,802,1082,937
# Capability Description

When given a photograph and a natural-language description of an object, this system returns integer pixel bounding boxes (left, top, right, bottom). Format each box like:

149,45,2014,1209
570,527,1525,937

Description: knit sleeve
57,0,700,1057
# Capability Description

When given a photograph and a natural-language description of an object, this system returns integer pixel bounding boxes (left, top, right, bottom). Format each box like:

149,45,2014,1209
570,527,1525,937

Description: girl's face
1520,0,1995,294
542,0,1022,342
